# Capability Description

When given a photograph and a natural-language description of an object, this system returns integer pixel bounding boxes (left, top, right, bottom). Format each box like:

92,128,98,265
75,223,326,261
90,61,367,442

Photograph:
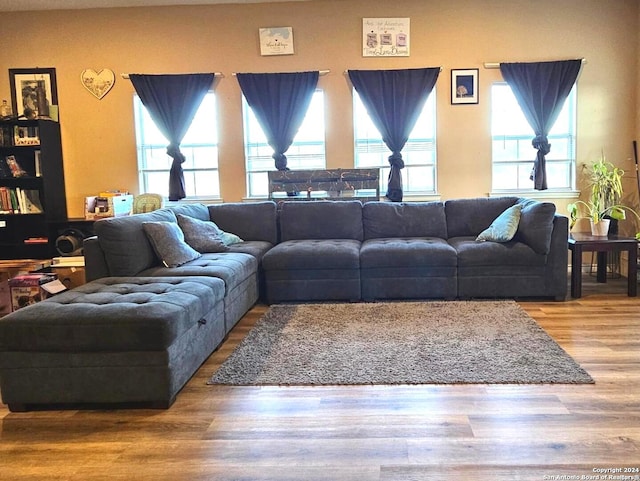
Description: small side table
568,233,638,298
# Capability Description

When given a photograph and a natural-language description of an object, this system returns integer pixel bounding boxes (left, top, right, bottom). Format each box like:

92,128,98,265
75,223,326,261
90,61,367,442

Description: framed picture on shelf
451,68,479,105
9,68,58,119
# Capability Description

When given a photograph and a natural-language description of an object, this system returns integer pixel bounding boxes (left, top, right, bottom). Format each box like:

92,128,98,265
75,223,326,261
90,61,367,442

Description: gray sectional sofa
0,196,568,411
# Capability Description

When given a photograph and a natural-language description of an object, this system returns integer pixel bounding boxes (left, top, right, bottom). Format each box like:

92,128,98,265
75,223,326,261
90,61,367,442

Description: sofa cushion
94,208,177,276
176,214,229,253
138,252,257,294
262,239,361,270
514,198,557,255
227,240,274,262
445,197,519,238
142,221,202,267
360,237,457,268
449,236,547,267
279,201,364,241
0,277,225,352
363,201,447,240
476,204,522,243
168,202,210,221
208,201,278,245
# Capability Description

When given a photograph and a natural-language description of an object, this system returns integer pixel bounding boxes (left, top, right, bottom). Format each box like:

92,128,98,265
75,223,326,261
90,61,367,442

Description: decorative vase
590,219,610,236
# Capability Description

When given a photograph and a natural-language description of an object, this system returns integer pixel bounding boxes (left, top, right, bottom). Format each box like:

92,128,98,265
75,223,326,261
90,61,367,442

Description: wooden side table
568,233,638,298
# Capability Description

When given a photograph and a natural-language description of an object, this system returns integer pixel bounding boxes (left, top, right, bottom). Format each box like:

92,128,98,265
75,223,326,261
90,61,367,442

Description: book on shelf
17,188,43,214
34,150,42,177
23,237,48,244
0,186,11,213
9,188,19,212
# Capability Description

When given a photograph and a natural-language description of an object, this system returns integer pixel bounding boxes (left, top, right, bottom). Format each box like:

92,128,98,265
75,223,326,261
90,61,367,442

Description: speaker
55,228,88,256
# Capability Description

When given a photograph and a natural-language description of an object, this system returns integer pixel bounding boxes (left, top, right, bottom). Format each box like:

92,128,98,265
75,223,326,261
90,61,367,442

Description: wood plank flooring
1,275,639,480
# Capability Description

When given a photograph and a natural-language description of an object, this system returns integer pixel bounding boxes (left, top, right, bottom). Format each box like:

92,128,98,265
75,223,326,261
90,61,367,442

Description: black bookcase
0,119,67,259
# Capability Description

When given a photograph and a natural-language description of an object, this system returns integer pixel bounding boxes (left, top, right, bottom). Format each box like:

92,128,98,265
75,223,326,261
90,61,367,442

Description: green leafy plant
568,154,640,238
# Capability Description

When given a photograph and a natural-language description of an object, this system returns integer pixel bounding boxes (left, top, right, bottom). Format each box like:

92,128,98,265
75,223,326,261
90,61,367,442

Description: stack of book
0,187,43,214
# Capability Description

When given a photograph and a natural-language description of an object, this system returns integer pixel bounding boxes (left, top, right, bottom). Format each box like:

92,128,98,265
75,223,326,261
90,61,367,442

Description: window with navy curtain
347,68,440,202
236,71,319,171
129,73,214,201
499,60,582,190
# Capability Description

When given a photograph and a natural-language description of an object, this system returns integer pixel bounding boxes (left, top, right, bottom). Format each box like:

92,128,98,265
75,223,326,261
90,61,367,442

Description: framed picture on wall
451,68,479,105
9,68,58,119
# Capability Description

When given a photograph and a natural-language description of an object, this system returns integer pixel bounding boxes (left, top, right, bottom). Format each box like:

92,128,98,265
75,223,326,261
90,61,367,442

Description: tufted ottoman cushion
360,238,458,300
0,276,226,411
262,239,361,303
138,253,256,293
136,252,259,331
262,239,361,270
0,276,225,352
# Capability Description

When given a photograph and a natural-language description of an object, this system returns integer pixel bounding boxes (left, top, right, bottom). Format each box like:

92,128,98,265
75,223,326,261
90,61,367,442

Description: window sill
400,192,442,202
489,190,580,200
164,197,223,206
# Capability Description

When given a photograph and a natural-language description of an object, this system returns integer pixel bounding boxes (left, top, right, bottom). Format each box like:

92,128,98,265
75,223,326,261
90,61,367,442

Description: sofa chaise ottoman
0,276,225,412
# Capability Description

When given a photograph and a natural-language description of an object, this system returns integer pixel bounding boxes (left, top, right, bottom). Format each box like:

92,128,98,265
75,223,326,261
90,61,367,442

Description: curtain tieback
272,153,288,171
532,136,551,155
167,145,186,164
388,152,405,169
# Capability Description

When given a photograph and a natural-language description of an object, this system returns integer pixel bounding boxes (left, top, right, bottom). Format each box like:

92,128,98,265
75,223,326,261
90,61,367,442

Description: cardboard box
85,194,133,220
50,266,86,289
9,273,59,312
0,260,52,317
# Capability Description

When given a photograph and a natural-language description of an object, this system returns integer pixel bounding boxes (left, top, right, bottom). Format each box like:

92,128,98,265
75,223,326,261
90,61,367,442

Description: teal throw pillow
219,231,243,246
476,204,522,243
177,214,229,253
142,221,201,267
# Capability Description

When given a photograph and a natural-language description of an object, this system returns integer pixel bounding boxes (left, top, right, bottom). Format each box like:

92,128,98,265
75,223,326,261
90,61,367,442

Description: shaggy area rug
208,301,594,385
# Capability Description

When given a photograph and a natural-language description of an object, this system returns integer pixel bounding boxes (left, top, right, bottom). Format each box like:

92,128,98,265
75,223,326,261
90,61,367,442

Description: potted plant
568,154,640,237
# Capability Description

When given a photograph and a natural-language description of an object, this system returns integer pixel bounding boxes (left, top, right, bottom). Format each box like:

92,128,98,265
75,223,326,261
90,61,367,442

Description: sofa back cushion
445,197,519,238
363,201,447,239
514,198,557,254
279,201,364,241
168,203,210,221
94,208,177,276
208,201,278,244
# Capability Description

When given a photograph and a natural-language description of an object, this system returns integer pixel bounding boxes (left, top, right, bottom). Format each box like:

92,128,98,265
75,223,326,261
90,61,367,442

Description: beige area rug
208,301,594,385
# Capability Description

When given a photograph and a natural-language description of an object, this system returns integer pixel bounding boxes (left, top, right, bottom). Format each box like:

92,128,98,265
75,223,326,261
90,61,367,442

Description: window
353,90,437,195
491,83,576,192
134,92,220,199
244,90,326,198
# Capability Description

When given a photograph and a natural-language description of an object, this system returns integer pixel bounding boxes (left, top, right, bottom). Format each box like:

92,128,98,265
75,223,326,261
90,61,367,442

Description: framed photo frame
9,68,58,119
451,68,478,105
259,27,294,56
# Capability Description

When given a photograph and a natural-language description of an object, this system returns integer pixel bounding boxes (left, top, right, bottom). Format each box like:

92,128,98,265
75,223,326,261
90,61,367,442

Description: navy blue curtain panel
499,60,582,190
347,68,440,202
236,71,319,171
130,73,214,201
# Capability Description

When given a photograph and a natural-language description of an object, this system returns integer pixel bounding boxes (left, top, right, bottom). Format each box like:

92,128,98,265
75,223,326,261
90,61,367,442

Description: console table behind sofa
268,168,380,202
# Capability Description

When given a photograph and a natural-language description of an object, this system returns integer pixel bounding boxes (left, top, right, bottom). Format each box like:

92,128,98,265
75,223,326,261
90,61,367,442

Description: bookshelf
0,119,67,259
